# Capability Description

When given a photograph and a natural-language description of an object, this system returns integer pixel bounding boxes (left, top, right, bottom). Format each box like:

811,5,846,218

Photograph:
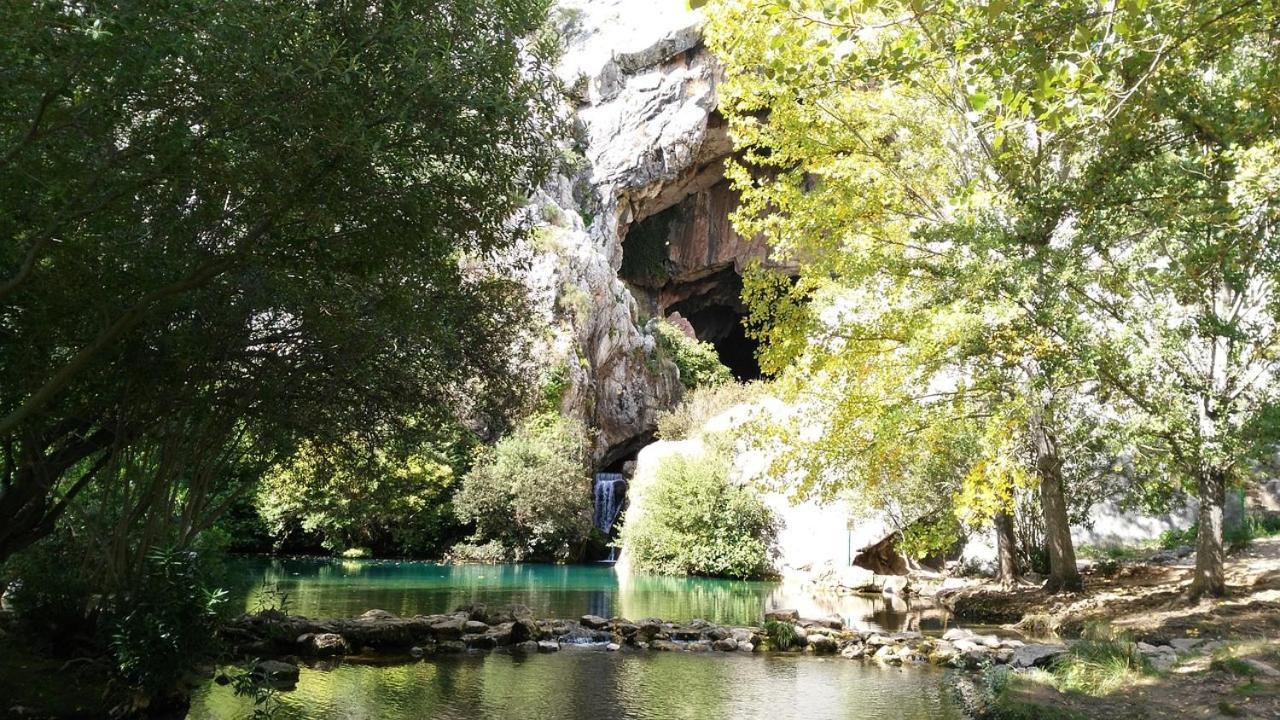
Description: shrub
1046,624,1150,696
621,449,778,579
102,548,228,698
257,435,466,558
656,381,768,440
1159,513,1280,553
764,620,800,650
443,540,510,564
451,414,593,562
655,320,732,391
5,531,100,643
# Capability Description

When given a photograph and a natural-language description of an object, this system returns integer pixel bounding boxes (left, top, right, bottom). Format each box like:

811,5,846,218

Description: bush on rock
621,447,778,579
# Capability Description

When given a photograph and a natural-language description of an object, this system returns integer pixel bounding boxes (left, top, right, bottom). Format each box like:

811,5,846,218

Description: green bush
451,414,593,562
102,548,228,698
442,539,511,564
256,435,466,558
1159,513,1280,553
5,532,99,642
655,320,732,391
656,381,767,440
1046,624,1151,696
621,449,778,579
764,620,800,650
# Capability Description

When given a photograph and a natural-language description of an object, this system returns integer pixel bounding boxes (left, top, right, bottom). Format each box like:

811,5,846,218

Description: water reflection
225,557,948,631
188,650,962,720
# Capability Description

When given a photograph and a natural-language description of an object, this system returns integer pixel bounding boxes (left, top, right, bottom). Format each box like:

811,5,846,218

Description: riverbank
944,536,1280,718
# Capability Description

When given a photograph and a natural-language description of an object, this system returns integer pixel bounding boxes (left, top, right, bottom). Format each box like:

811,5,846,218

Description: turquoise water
190,558,964,720
225,556,948,630
188,648,963,720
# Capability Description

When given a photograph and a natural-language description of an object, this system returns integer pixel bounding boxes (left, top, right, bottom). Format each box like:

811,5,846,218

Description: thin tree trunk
1189,466,1227,599
1032,412,1082,594
994,510,1019,589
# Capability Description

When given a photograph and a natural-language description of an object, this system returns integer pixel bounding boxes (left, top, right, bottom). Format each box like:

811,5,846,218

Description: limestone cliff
521,0,783,464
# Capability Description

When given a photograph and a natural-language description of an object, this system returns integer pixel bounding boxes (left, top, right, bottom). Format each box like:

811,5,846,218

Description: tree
1064,36,1280,598
257,429,468,557
707,0,1277,598
0,0,560,564
451,414,594,562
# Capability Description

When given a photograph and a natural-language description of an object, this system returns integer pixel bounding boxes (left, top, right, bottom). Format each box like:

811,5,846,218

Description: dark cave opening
666,271,762,382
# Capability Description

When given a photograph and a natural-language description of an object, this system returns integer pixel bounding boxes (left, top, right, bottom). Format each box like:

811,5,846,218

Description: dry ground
947,537,1280,719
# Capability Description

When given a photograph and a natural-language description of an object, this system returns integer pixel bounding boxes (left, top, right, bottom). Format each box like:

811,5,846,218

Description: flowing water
592,472,627,536
191,557,965,719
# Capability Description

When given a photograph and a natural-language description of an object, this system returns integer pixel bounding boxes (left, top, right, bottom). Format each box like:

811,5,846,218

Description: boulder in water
252,660,299,689
581,614,610,629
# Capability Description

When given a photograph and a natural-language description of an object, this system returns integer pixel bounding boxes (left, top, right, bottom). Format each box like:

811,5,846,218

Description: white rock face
520,1,732,461
615,395,858,575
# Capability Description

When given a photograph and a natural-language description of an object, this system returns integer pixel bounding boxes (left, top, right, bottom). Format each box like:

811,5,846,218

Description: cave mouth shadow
666,272,762,382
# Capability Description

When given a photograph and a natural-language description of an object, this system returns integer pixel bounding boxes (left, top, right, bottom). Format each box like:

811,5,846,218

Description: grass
763,620,800,651
1049,635,1152,696
1211,656,1260,677
655,381,769,440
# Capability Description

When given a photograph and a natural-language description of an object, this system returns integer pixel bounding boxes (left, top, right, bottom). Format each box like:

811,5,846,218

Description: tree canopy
0,0,561,566
706,0,1280,597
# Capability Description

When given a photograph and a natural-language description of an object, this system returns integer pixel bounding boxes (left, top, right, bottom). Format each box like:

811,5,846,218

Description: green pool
188,647,963,720
190,557,964,720
223,556,948,630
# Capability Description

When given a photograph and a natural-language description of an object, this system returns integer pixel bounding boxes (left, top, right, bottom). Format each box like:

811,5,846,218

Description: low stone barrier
222,605,1067,672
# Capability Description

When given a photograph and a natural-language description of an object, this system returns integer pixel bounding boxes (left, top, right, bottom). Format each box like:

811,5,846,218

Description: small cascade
592,472,627,536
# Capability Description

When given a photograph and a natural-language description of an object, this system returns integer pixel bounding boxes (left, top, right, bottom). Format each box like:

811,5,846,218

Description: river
187,557,965,719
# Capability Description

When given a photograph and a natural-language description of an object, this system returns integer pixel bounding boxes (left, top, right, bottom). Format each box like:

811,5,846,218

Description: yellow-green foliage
706,0,1280,596
655,381,768,440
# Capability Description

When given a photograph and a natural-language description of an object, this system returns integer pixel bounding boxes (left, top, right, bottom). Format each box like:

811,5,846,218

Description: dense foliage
622,447,778,580
256,432,468,557
707,0,1280,597
0,0,562,704
0,0,559,566
451,414,594,562
655,319,733,391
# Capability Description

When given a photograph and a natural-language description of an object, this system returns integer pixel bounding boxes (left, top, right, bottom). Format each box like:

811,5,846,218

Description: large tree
706,0,1276,596
0,0,560,565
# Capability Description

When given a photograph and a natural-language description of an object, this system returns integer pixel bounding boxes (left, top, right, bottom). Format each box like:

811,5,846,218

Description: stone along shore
222,605,1076,687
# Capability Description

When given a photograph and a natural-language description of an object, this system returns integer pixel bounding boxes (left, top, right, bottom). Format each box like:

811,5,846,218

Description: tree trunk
1189,466,1228,599
1032,413,1082,594
994,510,1020,588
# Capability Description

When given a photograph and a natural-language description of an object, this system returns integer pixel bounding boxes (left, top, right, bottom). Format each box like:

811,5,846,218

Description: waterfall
592,472,627,536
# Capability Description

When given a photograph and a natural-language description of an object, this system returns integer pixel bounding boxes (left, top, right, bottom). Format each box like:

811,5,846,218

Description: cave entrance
665,269,762,382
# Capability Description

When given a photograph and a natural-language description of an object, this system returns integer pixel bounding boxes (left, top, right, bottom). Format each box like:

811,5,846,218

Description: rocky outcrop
522,0,787,462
